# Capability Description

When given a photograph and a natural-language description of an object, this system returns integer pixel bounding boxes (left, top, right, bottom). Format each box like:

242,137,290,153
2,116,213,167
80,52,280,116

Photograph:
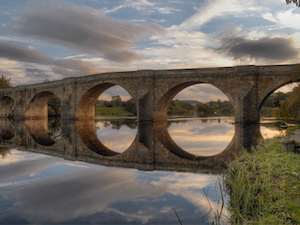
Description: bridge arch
153,81,234,120
75,82,136,119
26,91,60,119
0,96,14,118
259,80,297,110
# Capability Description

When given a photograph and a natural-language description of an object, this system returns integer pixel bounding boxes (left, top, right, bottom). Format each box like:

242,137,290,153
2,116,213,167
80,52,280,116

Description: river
0,116,288,224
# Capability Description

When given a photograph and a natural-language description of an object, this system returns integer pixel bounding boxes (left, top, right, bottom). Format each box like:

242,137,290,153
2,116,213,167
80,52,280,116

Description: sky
0,0,300,101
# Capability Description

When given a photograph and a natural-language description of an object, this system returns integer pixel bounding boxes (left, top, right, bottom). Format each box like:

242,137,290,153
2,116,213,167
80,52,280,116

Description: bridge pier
61,78,77,120
135,71,155,121
233,66,259,124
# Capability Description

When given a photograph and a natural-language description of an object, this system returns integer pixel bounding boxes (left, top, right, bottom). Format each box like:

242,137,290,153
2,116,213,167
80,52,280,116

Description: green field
95,107,135,117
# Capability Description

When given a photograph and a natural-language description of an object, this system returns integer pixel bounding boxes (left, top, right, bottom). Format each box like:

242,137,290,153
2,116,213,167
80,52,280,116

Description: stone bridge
0,64,297,122
0,64,297,169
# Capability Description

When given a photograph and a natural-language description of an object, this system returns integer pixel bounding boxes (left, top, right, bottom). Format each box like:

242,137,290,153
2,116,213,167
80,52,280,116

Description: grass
95,107,135,117
224,135,300,224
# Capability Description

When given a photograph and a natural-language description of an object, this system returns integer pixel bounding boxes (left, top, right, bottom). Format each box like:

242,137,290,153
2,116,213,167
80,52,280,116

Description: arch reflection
0,96,14,118
0,118,14,140
26,119,56,146
0,118,263,172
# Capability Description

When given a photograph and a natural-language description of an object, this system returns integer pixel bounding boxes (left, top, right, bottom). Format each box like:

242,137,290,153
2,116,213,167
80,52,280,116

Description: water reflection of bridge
0,118,261,172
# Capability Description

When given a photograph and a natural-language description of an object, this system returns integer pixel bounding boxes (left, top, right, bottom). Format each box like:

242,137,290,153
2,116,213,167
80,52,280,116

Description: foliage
168,100,195,115
48,95,61,116
95,96,137,116
277,85,300,121
261,91,287,117
111,95,122,107
286,0,300,7
168,99,234,116
224,136,300,224
0,75,11,88
0,148,11,158
207,100,234,116
197,103,214,116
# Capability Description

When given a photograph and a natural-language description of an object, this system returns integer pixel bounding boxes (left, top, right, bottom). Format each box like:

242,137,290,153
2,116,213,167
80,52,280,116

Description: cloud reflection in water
95,120,137,153
0,150,227,224
168,118,235,156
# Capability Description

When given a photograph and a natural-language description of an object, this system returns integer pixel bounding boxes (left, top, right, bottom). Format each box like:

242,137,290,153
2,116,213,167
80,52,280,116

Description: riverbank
224,133,300,224
95,107,135,117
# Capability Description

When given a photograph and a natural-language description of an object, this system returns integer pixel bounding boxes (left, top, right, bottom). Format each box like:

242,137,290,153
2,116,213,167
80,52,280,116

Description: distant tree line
168,100,196,115
168,99,234,116
260,85,300,122
95,95,137,115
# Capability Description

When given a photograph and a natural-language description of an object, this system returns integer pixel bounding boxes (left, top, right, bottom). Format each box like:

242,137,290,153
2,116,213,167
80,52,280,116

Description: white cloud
103,0,180,15
277,8,300,30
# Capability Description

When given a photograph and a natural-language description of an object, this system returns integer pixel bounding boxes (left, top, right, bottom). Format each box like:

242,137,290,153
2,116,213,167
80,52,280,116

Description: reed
224,135,300,224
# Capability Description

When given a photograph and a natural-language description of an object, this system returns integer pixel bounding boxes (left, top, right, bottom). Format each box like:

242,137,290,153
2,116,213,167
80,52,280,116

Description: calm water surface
0,116,287,224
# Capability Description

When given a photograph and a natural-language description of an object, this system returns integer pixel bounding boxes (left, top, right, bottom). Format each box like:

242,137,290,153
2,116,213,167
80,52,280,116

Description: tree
111,95,122,107
0,75,11,88
277,85,300,121
197,103,214,116
286,0,300,7
48,95,61,116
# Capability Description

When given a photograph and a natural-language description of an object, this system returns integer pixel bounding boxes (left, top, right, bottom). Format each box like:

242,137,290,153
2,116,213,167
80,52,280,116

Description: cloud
24,66,52,81
0,40,99,80
179,0,260,30
103,0,180,15
9,0,166,64
211,31,299,62
2,166,167,224
0,41,52,64
174,84,228,102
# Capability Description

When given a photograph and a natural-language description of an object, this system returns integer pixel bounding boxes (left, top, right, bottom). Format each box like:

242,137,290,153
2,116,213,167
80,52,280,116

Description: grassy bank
224,135,300,224
95,107,135,117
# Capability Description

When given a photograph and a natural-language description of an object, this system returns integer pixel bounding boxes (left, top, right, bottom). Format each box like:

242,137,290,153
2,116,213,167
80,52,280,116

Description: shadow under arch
76,83,116,119
76,119,132,156
26,119,56,146
0,96,14,118
26,91,58,119
0,118,14,140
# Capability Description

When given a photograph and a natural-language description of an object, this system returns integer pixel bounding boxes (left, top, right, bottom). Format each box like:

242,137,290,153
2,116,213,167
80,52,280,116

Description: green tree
277,85,300,121
197,103,214,116
286,0,300,7
0,75,11,88
48,95,61,116
111,95,122,107
167,100,194,115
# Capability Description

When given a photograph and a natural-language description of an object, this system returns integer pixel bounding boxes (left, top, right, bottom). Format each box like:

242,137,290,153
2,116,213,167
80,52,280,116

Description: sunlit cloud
8,0,166,64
